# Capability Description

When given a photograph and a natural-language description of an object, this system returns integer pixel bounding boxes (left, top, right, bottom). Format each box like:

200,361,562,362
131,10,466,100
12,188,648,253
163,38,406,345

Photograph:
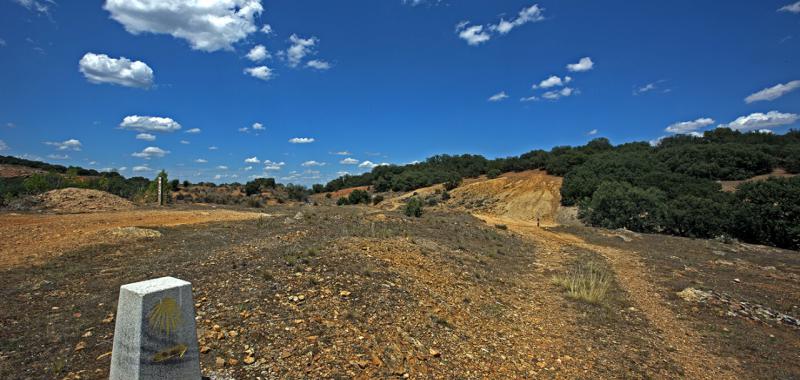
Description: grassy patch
552,260,611,305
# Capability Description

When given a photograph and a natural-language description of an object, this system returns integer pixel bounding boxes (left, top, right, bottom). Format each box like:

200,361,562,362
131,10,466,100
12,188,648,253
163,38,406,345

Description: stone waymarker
110,277,202,380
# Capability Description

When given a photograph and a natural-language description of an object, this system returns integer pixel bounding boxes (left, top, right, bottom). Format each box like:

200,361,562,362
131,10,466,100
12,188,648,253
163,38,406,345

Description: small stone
733,278,741,283
340,290,351,297
215,357,225,368
82,331,93,338
228,358,239,366
96,352,112,361
229,330,239,338
74,341,87,351
243,355,256,365
212,324,221,331
101,313,114,324
537,361,546,368
429,348,441,358
200,346,211,354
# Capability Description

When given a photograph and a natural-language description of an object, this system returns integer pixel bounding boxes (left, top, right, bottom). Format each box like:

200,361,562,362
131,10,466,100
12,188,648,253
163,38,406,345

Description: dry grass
552,260,611,305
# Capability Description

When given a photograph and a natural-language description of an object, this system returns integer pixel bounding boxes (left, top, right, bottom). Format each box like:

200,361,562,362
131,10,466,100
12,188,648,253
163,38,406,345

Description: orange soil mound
36,188,135,213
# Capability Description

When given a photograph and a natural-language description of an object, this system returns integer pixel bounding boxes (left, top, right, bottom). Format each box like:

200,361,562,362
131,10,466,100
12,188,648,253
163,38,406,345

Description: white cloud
246,44,270,62
79,53,154,89
209,146,219,150
185,128,201,134
566,57,594,72
488,91,509,102
587,129,598,135
0,140,8,151
132,146,169,159
133,165,152,172
358,160,388,169
136,133,156,141
301,160,326,167
252,122,265,130
456,4,545,46
665,118,715,134
104,0,263,52
306,59,331,70
45,139,82,151
779,1,800,13
260,24,273,34
244,156,260,163
490,4,545,34
340,157,359,165
180,140,190,144
217,165,229,170
745,80,800,103
717,111,799,131
332,150,351,155
120,115,182,133
14,0,52,14
456,24,491,46
542,87,577,100
520,95,538,102
0,38,5,47
535,75,571,89
286,34,317,67
244,65,273,81
289,137,315,144
263,160,285,170
195,158,207,163
47,154,69,160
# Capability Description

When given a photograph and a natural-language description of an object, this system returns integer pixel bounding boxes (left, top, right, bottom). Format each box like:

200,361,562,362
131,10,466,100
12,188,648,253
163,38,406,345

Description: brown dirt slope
719,168,796,192
0,208,268,268
35,188,135,213
0,164,45,178
449,170,563,226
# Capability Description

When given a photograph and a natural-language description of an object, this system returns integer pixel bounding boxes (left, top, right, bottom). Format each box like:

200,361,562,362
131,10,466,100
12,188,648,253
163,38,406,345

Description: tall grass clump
552,261,611,305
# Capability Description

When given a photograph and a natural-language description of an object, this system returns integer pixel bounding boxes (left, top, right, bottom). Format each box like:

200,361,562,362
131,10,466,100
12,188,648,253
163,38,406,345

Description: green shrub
372,194,384,205
487,169,501,179
404,197,423,217
336,197,350,206
348,189,371,205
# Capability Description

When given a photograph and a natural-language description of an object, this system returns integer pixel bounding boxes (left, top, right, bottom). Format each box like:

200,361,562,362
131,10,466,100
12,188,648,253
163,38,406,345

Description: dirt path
0,208,267,269
476,214,742,379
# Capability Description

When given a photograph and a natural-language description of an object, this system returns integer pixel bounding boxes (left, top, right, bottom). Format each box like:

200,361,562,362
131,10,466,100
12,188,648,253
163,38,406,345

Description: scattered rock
109,226,162,239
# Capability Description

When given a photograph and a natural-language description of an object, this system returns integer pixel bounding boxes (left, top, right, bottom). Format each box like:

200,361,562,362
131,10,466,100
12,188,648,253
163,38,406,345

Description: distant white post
157,176,163,206
110,277,201,380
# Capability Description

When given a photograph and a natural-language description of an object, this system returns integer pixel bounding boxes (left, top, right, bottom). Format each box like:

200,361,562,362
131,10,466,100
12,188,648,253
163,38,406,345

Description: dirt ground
0,207,267,268
1,172,798,379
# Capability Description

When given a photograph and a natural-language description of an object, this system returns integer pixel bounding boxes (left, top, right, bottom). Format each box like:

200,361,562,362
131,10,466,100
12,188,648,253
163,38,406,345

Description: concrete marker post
110,276,202,380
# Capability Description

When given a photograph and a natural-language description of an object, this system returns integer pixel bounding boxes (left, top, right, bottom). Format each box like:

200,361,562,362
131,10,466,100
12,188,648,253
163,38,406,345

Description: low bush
404,197,424,217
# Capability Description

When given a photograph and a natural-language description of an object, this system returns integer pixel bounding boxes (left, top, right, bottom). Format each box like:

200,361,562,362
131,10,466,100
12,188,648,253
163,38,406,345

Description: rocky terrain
0,171,798,379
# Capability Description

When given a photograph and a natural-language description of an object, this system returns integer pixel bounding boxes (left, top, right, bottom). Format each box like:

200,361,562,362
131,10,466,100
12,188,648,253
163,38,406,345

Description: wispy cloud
665,118,715,134
45,139,81,151
778,1,800,13
488,91,509,102
455,3,545,46
289,137,315,144
745,80,800,103
131,146,169,159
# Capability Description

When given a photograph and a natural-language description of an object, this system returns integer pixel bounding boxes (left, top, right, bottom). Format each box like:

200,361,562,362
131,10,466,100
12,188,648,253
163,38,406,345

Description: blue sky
1,0,799,185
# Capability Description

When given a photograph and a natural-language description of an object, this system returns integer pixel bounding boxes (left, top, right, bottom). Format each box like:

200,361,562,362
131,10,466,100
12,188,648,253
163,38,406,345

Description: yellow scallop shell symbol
148,297,183,336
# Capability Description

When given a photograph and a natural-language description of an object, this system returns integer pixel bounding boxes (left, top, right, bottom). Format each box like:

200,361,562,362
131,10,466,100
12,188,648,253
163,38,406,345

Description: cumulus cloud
566,57,594,72
45,139,82,151
260,24,273,34
180,140,190,144
132,146,169,159
665,118,715,134
252,122,265,130
136,133,156,141
456,3,545,46
306,59,331,70
717,111,799,131
133,165,152,172
490,4,545,34
534,75,571,89
195,158,207,163
289,137,315,144
340,157,359,165
79,53,154,88
541,87,577,100
301,160,326,167
103,0,263,52
779,1,800,13
244,156,260,163
244,66,273,81
488,91,509,102
185,128,201,134
0,140,8,151
745,80,800,103
358,161,388,169
120,115,182,133
286,34,317,67
246,44,270,62
263,160,285,170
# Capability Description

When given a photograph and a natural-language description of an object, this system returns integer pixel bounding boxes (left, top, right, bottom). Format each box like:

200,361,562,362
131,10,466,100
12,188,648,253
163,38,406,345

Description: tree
487,169,501,179
348,189,370,205
731,177,800,249
583,181,665,233
170,179,180,191
404,197,424,217
144,170,170,204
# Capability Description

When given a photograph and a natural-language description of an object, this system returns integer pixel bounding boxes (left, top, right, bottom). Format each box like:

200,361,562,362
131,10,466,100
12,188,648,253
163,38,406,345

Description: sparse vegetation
552,260,611,305
404,197,424,217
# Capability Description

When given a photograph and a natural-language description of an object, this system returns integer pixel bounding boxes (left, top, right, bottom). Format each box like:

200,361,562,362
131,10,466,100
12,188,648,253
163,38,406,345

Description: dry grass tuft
552,261,611,305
